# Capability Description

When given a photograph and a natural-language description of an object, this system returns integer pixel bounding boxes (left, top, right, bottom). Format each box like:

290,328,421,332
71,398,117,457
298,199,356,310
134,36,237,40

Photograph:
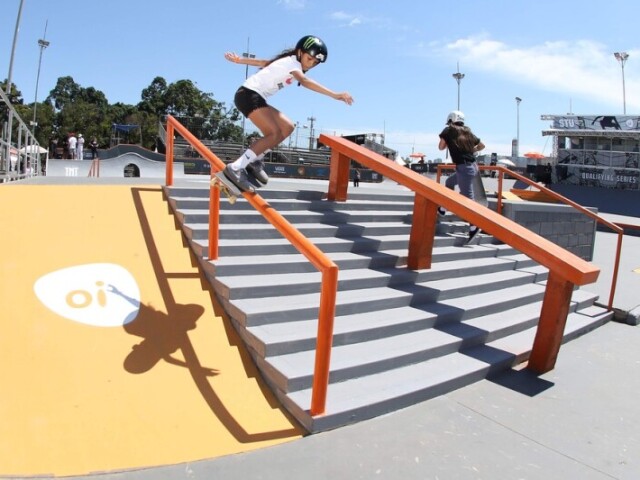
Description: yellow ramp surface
0,185,302,477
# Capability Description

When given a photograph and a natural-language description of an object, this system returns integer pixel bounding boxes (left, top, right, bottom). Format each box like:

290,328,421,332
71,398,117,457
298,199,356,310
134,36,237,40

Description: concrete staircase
164,183,612,432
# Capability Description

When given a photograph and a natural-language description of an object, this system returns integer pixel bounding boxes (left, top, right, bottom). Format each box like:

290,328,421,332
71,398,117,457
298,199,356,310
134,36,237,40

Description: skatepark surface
1,176,639,479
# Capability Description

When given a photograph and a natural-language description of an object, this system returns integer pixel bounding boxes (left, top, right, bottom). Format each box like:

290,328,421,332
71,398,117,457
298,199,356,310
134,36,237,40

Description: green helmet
295,35,328,63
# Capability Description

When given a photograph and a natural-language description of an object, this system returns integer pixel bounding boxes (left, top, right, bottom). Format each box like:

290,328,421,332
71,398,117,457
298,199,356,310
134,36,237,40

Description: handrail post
496,168,504,215
310,265,339,415
528,270,574,373
607,232,624,309
208,178,220,260
407,194,436,269
166,122,175,186
328,150,350,201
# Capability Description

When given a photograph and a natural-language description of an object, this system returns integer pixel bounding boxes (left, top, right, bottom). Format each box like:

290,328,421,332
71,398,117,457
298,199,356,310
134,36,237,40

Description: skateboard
211,171,243,205
466,171,488,244
472,170,489,208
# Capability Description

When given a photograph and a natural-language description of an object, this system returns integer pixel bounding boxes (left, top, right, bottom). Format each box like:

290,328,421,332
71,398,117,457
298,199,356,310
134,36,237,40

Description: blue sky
2,0,639,160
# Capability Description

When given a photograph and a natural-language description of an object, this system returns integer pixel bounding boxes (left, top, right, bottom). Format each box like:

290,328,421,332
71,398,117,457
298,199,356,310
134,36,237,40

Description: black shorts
234,86,268,117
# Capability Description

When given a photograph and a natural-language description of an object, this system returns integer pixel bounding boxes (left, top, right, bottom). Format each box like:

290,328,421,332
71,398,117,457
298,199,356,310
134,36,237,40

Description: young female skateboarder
223,35,353,192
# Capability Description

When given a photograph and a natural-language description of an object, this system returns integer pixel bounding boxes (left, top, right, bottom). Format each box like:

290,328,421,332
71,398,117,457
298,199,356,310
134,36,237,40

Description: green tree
1,80,54,147
5,75,247,154
163,79,213,117
46,77,119,148
138,76,168,116
14,101,55,146
137,77,244,145
46,76,81,111
0,79,24,105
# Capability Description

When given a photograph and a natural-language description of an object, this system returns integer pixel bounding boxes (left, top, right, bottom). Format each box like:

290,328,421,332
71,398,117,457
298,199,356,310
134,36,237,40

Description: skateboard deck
472,171,488,207
211,171,243,205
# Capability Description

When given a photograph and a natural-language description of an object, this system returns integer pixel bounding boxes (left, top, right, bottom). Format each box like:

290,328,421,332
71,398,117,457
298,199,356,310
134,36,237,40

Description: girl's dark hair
448,123,476,153
265,48,297,67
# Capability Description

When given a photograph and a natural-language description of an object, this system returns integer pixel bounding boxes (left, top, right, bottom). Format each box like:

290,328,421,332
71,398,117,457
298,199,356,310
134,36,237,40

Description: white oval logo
34,263,141,327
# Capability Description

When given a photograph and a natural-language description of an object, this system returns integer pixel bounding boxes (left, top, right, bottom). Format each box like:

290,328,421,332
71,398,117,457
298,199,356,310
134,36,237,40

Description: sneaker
466,226,480,244
246,159,269,185
223,164,255,193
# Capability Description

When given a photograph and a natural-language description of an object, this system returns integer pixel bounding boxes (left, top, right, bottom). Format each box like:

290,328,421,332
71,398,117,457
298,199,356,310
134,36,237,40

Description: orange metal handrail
87,158,100,177
320,133,600,374
436,164,624,310
164,115,338,415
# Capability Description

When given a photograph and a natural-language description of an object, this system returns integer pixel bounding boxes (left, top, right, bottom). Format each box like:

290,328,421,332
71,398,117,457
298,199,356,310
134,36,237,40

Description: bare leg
226,106,294,190
246,106,294,156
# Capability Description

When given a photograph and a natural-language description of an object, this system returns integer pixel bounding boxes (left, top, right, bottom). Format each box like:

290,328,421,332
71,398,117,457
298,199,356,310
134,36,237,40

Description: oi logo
34,263,141,327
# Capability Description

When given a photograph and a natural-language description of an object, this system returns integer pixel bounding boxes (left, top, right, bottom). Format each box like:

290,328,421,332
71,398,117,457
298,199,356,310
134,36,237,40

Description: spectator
353,168,361,187
68,133,77,160
76,134,85,160
90,137,99,159
49,138,58,158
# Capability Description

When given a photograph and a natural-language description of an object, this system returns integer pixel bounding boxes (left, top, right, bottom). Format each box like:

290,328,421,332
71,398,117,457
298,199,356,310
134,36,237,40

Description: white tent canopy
18,145,49,154
497,159,516,167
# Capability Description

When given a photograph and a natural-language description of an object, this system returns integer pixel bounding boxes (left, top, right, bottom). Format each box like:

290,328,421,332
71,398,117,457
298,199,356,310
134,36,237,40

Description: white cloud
329,10,407,30
330,11,363,27
434,35,640,110
278,0,306,10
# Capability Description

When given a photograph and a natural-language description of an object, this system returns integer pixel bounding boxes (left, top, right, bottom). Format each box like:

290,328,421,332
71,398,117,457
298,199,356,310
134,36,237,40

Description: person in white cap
68,133,77,160
437,110,486,243
76,133,85,161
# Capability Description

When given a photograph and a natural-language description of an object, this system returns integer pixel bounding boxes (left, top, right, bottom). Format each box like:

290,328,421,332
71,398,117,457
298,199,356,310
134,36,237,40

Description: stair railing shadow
126,186,300,442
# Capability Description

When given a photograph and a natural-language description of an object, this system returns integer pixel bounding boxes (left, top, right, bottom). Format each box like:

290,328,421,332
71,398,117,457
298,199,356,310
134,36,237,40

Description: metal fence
1,87,44,182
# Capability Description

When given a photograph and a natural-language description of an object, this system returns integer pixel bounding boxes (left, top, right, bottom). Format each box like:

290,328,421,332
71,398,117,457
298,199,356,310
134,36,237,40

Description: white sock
230,149,257,170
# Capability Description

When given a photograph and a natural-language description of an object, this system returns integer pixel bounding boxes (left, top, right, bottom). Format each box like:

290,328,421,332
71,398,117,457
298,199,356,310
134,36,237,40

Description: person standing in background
76,134,85,160
68,133,77,160
90,137,99,159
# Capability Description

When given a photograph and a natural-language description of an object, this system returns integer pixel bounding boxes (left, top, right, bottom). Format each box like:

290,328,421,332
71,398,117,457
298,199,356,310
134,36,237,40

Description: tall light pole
452,62,465,110
515,96,522,158
614,52,629,114
292,122,308,149
3,0,25,174
307,116,316,150
241,37,255,147
32,21,50,132
6,0,25,97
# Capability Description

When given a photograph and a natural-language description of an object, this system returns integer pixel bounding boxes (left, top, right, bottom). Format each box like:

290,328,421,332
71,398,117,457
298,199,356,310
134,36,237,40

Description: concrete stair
164,183,612,432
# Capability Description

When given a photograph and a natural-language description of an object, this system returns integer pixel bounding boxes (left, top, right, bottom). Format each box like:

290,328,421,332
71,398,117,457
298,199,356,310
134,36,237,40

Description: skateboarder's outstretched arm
224,52,269,68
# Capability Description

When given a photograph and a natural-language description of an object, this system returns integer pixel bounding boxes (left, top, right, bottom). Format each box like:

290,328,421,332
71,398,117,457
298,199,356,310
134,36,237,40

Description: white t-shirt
243,55,303,99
